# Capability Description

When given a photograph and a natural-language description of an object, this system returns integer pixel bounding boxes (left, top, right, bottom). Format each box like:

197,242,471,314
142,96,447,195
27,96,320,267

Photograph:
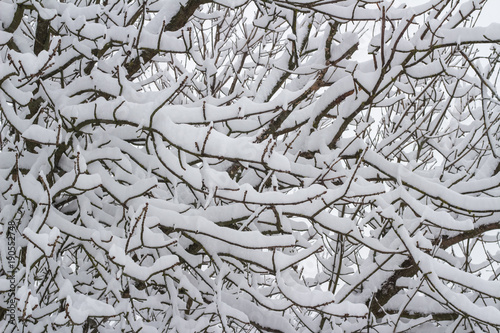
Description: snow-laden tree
1,0,500,331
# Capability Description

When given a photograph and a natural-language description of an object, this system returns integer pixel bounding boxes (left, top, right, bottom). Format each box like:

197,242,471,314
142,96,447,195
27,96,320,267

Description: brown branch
124,0,207,79
34,17,51,55
435,222,500,249
370,221,500,318
369,258,418,317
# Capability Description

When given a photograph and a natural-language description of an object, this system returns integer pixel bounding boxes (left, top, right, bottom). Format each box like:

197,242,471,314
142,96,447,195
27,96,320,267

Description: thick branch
34,16,50,55
124,0,207,79
370,221,500,317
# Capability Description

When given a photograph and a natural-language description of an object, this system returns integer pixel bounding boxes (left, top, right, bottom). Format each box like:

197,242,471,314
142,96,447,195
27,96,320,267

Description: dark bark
370,221,500,317
124,0,207,79
369,258,418,317
34,17,50,55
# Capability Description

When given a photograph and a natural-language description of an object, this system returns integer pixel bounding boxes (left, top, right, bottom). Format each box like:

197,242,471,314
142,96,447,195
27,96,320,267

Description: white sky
478,0,499,26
